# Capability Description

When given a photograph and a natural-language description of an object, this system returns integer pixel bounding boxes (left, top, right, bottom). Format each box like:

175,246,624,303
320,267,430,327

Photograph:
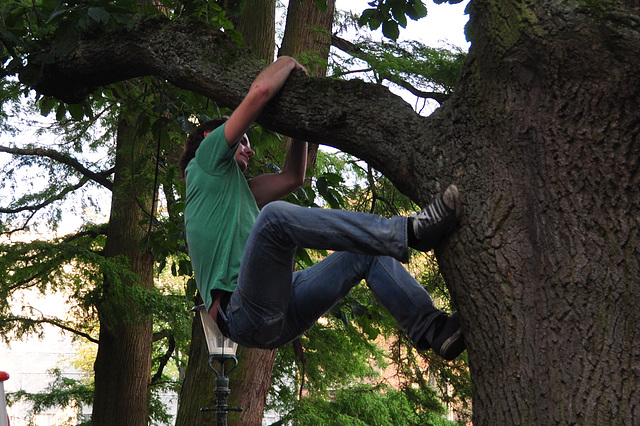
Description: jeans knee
260,200,290,220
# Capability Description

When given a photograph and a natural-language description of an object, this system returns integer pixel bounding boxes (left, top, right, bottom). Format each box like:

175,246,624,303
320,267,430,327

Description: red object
1,371,9,425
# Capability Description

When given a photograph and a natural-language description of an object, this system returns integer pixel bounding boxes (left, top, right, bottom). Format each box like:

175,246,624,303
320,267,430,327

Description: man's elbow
249,82,273,104
285,174,305,193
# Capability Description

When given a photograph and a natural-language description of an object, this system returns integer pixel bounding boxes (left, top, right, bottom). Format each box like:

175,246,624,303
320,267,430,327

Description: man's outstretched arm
249,138,308,209
224,56,307,148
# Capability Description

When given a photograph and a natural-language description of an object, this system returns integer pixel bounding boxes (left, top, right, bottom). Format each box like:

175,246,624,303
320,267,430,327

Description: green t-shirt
184,124,260,309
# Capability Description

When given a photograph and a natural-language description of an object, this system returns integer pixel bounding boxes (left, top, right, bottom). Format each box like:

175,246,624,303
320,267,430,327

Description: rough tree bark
437,1,640,424
92,106,156,425
231,0,276,62
26,0,640,424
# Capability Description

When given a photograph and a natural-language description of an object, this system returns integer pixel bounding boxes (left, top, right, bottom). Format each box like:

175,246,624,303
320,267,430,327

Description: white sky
332,0,471,115
337,0,470,50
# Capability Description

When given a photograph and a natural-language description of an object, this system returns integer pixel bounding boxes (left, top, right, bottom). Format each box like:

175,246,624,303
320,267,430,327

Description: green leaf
0,28,26,49
322,172,343,185
178,259,192,276
316,176,328,196
359,8,383,30
361,322,380,340
55,103,66,121
87,7,110,25
391,2,408,28
47,7,72,23
407,0,428,19
295,247,315,268
39,97,57,117
324,189,343,209
68,103,84,121
314,0,328,12
53,23,78,56
185,278,197,302
382,20,400,40
82,100,94,120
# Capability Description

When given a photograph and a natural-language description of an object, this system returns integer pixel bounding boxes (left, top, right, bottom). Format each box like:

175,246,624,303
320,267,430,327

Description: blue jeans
223,201,446,350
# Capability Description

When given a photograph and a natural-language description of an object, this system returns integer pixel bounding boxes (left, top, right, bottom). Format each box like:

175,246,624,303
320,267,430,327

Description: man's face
202,130,254,172
234,134,254,172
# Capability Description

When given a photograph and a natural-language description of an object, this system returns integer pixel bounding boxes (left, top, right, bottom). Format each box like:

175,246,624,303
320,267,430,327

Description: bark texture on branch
32,16,443,204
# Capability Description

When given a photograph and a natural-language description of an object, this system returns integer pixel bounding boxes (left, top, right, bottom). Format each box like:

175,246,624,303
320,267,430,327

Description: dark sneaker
432,313,465,360
409,185,461,252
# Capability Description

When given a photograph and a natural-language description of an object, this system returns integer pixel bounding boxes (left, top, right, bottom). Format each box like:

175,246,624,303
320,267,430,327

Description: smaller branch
8,273,47,292
151,330,176,385
0,209,39,237
331,34,448,104
0,145,114,190
62,225,109,243
384,74,448,104
0,177,91,214
9,315,99,344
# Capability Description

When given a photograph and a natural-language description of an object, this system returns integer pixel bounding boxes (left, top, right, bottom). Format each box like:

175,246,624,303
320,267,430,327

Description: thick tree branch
8,273,47,292
1,210,38,236
0,145,114,190
27,16,439,203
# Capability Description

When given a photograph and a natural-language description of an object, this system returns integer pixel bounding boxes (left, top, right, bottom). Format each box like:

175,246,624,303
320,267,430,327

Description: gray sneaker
409,185,461,252
431,313,466,360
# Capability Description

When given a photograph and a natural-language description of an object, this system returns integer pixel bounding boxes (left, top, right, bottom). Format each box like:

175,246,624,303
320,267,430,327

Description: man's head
179,118,227,178
200,128,255,172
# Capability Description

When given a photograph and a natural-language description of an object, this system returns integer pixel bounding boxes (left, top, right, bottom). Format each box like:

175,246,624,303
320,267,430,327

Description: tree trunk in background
279,0,334,76
92,105,156,425
233,0,276,62
175,313,218,425
229,349,278,425
279,0,335,169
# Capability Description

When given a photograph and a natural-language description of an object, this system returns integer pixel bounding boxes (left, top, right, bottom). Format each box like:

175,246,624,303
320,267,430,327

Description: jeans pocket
228,305,284,349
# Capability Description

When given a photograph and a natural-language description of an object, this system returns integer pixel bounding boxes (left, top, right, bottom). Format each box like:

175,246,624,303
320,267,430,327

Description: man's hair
179,117,228,178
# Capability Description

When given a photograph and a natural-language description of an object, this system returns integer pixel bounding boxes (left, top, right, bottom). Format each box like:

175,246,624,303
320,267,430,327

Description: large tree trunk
26,0,640,423
279,0,334,77
92,106,156,425
436,1,640,424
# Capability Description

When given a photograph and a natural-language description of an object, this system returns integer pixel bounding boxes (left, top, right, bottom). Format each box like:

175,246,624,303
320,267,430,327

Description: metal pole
214,375,230,426
201,358,242,424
